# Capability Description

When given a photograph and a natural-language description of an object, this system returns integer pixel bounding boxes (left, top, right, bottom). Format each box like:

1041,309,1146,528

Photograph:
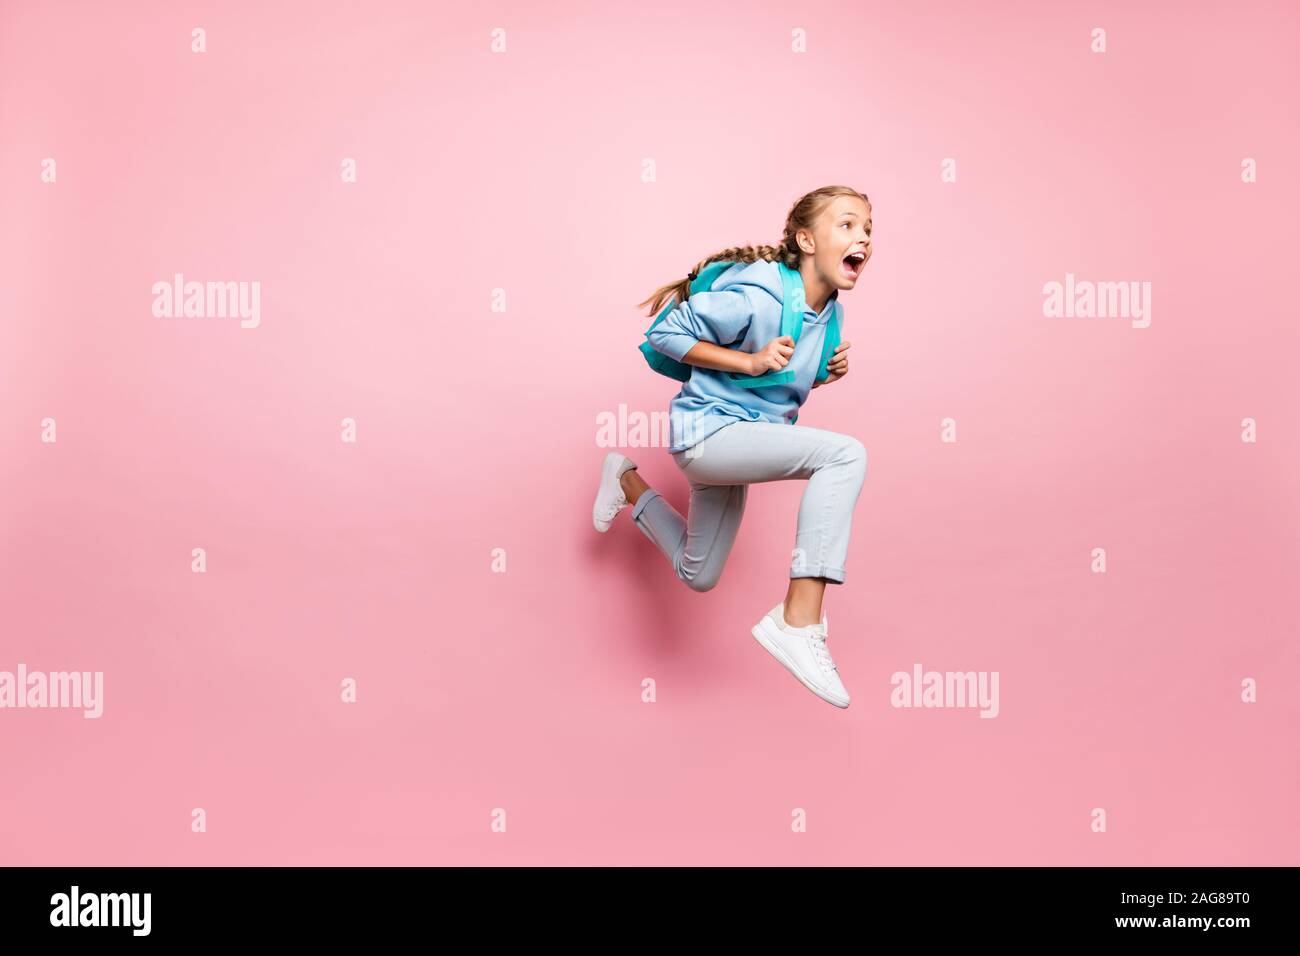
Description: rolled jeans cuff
630,488,662,523
790,564,846,584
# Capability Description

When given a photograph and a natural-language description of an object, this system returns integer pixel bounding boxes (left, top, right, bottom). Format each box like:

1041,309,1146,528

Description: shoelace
597,494,628,522
806,627,837,674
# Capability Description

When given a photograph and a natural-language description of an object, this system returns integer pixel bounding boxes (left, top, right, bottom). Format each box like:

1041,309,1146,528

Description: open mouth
840,251,866,279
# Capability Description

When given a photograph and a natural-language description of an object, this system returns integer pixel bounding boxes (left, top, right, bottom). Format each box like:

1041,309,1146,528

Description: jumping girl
592,185,872,708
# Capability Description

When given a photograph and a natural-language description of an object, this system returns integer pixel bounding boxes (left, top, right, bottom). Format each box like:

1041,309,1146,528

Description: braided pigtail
635,243,797,317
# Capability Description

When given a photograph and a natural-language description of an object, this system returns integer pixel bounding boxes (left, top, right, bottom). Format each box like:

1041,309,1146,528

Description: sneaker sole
751,618,850,708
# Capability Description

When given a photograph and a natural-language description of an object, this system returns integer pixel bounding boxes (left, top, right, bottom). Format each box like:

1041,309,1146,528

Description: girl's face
801,195,873,291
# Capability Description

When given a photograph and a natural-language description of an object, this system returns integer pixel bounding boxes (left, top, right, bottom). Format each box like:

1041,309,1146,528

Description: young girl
593,186,871,708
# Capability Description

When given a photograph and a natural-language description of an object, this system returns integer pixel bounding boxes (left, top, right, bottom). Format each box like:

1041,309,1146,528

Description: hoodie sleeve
645,285,763,364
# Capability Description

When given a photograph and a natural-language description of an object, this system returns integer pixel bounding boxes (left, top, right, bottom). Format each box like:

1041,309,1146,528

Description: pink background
2,0,1298,865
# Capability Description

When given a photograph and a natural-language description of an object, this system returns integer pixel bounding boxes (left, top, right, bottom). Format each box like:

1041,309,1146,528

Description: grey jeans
629,420,868,592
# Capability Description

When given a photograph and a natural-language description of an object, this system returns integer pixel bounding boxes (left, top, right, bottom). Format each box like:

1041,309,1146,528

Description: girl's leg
619,467,651,506
784,578,827,630
627,476,748,593
676,421,867,626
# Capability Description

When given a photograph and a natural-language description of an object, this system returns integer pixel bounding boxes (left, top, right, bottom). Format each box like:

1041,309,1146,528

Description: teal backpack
638,260,842,399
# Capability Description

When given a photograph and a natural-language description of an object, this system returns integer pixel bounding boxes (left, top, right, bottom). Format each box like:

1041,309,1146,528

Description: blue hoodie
645,258,840,453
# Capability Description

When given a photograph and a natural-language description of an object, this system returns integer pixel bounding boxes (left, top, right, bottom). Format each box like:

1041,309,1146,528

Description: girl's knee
842,436,867,466
680,563,722,592
827,436,867,475
836,438,868,492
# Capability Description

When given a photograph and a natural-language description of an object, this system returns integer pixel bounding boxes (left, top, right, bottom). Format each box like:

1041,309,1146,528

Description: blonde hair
637,185,870,317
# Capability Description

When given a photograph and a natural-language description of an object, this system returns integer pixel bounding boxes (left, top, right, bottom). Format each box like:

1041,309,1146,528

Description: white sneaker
751,602,850,708
592,451,638,532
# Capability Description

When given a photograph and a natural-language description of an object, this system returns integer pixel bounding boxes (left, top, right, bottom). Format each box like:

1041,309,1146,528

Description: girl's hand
811,341,851,388
748,335,795,376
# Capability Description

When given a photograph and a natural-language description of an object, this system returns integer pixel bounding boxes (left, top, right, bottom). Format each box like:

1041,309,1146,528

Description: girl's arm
681,337,795,376
678,339,755,374
648,284,793,376
646,287,758,362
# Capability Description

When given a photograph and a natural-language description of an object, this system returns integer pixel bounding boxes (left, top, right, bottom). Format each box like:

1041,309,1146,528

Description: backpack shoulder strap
813,300,843,383
778,261,805,342
795,300,844,421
